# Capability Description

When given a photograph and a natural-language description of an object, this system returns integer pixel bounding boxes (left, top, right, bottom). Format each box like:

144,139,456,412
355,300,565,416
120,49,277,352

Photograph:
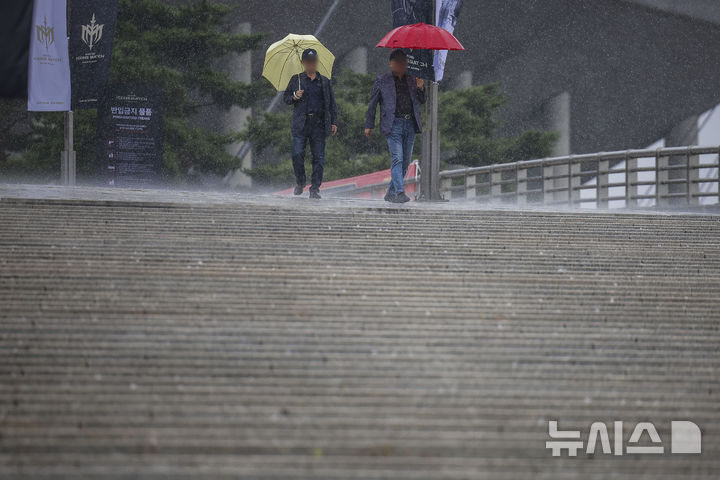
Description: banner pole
64,110,75,185
430,0,442,200
420,101,430,200
62,0,75,186
419,0,442,201
430,81,440,200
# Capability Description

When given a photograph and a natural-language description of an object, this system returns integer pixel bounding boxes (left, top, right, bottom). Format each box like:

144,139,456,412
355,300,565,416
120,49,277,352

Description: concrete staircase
1,186,719,479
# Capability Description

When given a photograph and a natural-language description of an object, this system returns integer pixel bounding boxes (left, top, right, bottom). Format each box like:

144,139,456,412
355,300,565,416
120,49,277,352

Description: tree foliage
1,0,270,182
439,83,558,166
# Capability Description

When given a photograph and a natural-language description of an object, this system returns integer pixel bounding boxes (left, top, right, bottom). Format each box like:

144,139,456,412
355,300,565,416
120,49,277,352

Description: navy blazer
283,72,339,138
365,72,427,135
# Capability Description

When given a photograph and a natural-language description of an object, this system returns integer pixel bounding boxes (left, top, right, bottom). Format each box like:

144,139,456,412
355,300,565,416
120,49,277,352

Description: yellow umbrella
262,34,335,91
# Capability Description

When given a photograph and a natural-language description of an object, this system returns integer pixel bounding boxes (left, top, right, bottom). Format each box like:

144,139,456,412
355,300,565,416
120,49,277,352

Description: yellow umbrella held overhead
262,34,335,91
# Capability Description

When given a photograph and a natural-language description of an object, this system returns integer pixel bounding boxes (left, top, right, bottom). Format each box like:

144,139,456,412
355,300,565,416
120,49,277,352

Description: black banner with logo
0,2,32,98
70,0,119,109
391,0,435,81
96,86,164,187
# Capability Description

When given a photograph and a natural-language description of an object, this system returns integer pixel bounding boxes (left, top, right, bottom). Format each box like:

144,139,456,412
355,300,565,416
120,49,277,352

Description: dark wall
464,0,720,152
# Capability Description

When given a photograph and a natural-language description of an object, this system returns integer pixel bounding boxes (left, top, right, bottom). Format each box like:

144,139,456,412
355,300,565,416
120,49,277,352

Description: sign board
96,86,164,187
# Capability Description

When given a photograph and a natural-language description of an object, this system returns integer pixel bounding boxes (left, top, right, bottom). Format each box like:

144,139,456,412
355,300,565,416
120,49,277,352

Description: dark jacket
365,72,426,136
283,72,339,138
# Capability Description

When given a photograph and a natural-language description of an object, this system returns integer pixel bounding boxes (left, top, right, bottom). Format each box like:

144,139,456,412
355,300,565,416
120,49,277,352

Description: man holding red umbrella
365,49,426,203
369,19,464,202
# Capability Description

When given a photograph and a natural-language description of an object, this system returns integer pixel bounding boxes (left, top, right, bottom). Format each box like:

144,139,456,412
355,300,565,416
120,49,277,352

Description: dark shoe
309,190,322,200
293,185,304,196
392,192,411,203
384,192,396,202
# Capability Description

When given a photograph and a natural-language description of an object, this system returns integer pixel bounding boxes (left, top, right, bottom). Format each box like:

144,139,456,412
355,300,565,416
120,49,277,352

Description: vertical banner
434,0,463,82
96,86,164,187
0,2,33,98
391,0,435,81
69,0,119,109
27,0,71,111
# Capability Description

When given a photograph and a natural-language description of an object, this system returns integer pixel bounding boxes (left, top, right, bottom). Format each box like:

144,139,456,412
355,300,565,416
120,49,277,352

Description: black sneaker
293,185,304,196
309,190,322,200
384,192,396,202
392,192,411,203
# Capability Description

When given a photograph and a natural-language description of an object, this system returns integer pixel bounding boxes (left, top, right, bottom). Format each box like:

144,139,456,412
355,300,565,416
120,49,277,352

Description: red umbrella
376,23,464,51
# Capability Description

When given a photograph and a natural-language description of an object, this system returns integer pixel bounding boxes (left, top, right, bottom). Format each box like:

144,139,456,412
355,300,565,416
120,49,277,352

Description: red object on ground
376,23,465,51
275,161,419,199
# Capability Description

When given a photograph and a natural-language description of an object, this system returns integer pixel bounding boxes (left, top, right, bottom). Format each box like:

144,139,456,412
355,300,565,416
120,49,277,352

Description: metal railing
439,146,720,208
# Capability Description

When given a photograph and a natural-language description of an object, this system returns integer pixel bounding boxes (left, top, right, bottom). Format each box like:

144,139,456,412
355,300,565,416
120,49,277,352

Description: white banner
28,0,71,111
434,0,463,82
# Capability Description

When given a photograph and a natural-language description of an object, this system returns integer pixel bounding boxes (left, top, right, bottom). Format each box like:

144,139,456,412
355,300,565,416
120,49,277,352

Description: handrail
334,145,719,208
438,145,720,208
439,146,720,178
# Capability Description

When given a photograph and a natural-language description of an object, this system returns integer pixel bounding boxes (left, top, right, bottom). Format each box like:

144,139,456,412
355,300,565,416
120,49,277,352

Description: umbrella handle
297,50,302,92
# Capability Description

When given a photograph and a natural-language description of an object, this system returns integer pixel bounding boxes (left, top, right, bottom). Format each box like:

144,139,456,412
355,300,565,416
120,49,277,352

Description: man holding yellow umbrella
263,34,338,199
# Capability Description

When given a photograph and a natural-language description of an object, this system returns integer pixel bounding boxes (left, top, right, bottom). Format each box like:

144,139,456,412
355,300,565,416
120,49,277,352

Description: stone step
0,187,718,479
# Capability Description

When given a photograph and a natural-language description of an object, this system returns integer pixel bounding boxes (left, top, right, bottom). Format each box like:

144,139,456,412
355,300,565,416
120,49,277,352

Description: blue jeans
385,117,416,195
292,116,326,191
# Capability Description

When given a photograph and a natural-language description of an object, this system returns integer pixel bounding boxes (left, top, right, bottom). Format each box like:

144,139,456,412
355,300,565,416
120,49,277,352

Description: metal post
491,169,502,198
686,153,692,205
61,0,76,186
656,154,670,207
543,162,555,205
567,157,573,206
465,172,476,200
61,111,76,186
569,159,582,207
420,92,431,199
419,81,442,201
516,167,528,205
625,152,640,208
429,81,441,200
418,0,443,201
597,158,609,209
687,148,700,205
717,148,720,205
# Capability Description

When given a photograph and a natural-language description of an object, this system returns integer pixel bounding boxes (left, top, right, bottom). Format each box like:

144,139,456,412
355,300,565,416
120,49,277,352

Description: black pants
292,116,326,192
